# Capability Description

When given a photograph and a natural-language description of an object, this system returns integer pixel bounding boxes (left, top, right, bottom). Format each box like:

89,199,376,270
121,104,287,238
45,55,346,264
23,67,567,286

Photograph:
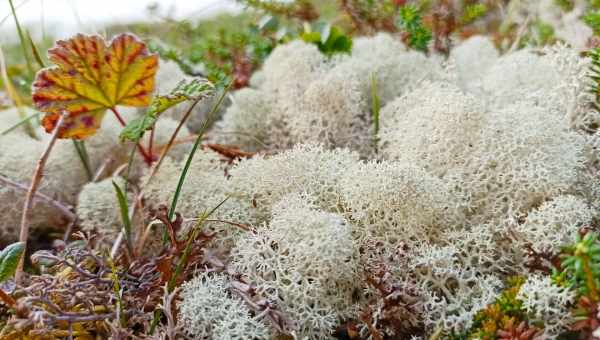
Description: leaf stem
583,254,599,302
148,126,155,158
110,107,154,165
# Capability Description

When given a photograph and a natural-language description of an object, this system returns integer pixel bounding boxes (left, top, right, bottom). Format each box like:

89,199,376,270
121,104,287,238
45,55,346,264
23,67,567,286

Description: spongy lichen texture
77,177,127,240
228,143,359,222
206,34,598,338
142,149,254,246
0,111,124,242
178,272,272,339
230,193,358,339
515,195,595,254
212,33,442,155
2,32,600,339
517,275,575,337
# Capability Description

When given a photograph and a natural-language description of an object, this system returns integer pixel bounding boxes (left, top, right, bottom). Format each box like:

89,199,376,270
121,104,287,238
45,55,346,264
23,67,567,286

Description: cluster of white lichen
77,177,126,240
178,272,272,339
230,193,359,339
0,109,125,241
2,31,599,338
0,91,193,243
180,33,599,338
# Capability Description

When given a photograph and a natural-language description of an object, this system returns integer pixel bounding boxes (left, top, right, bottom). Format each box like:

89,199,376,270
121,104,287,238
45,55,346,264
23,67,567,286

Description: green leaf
258,15,279,31
585,11,600,35
574,258,583,274
112,181,133,255
301,31,322,44
562,256,576,268
119,78,214,142
460,3,487,25
301,25,352,57
0,242,25,282
371,73,380,148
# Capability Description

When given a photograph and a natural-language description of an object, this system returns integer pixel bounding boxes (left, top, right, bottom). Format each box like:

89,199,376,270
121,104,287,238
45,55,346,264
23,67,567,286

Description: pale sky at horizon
0,0,240,43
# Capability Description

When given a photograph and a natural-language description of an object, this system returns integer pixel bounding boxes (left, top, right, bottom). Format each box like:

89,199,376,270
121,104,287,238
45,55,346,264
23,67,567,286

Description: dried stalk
15,113,66,285
0,173,76,221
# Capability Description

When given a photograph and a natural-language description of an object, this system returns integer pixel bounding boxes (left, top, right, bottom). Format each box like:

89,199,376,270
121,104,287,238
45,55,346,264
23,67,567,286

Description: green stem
0,111,41,136
167,82,232,221
370,73,380,152
107,255,126,327
150,197,229,334
72,140,93,181
150,83,232,334
26,29,45,68
8,0,34,76
583,255,599,302
167,197,229,291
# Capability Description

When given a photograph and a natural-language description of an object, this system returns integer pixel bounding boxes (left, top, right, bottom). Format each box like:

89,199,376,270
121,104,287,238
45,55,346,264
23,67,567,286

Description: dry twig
15,113,66,284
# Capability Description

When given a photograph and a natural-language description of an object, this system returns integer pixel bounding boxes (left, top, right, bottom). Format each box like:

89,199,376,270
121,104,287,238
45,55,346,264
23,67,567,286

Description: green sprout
397,4,432,53
554,232,600,301
461,3,487,25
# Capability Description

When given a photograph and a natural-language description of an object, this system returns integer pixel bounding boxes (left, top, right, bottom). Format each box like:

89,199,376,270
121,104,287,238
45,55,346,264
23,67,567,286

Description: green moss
397,4,432,52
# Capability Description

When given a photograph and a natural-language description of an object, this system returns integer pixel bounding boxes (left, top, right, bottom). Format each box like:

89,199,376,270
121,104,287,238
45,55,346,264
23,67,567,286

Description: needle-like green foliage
397,4,432,52
584,11,600,35
460,3,487,25
588,47,600,110
554,232,600,300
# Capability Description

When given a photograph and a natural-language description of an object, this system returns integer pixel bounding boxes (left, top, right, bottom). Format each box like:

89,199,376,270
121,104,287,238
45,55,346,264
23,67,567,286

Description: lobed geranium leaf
32,33,158,139
119,78,214,142
0,242,25,283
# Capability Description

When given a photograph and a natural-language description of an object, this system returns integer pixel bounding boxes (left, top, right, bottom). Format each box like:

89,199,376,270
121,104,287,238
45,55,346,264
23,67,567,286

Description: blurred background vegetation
3,0,600,109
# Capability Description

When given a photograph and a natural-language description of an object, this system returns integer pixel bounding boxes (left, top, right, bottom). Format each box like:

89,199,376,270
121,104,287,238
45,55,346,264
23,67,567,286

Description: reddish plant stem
16,113,66,285
0,289,16,306
583,254,599,302
143,99,201,187
109,107,154,165
148,126,155,160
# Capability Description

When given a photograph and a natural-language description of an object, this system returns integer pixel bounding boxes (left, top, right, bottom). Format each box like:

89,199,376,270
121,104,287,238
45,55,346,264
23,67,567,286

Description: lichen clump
2,30,600,339
178,34,597,338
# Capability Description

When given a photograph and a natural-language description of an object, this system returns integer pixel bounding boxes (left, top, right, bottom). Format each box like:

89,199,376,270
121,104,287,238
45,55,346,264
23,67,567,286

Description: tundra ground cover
2,0,600,339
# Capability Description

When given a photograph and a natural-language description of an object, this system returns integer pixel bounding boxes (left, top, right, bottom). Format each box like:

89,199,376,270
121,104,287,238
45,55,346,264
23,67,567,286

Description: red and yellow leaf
32,33,158,139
